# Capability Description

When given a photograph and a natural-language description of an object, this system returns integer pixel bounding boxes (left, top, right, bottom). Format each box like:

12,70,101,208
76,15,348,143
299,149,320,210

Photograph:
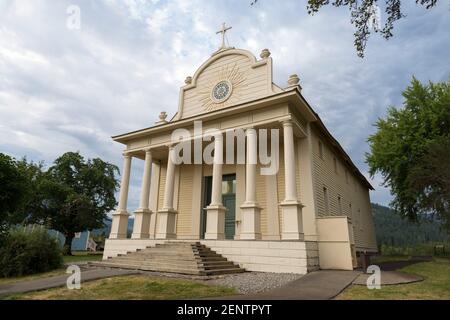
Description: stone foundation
103,239,319,274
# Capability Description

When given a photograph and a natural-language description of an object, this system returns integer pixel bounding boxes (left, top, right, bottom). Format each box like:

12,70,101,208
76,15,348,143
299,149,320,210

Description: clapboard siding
311,126,376,251
157,163,166,211
277,146,285,229
256,164,268,235
176,165,194,236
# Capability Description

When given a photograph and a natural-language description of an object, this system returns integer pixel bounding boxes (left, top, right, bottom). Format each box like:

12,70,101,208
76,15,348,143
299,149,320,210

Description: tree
366,77,450,229
407,137,450,230
251,0,439,58
28,152,119,255
0,153,30,241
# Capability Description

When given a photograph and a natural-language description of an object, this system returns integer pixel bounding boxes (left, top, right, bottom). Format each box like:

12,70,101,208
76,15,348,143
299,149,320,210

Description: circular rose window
211,80,232,103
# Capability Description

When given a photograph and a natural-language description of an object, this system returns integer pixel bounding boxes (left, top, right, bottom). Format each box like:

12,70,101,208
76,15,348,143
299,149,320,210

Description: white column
283,120,297,201
240,128,261,240
148,162,160,239
163,146,176,210
132,148,152,239
205,134,226,240
110,153,132,239
118,154,132,212
191,164,203,239
280,119,304,240
139,149,153,210
210,134,223,206
156,146,177,239
245,128,257,204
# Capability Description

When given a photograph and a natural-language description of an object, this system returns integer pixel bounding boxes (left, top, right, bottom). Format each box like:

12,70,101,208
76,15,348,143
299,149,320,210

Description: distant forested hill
372,203,450,247
95,217,134,238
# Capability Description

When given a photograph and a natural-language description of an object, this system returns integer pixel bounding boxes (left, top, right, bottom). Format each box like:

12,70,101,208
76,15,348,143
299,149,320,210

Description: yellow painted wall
157,162,166,211
166,162,273,239
277,145,285,230
256,163,268,235
176,165,194,237
310,125,377,251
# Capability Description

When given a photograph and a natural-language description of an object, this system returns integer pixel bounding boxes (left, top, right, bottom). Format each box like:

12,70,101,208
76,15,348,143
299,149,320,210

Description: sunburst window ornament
199,63,246,112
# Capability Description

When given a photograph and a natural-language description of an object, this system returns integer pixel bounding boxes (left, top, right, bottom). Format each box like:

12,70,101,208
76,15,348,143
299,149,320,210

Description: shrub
0,228,63,278
379,243,450,257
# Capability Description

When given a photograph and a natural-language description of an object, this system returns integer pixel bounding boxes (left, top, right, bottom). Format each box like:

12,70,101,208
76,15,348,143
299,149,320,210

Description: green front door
201,174,236,239
222,174,236,239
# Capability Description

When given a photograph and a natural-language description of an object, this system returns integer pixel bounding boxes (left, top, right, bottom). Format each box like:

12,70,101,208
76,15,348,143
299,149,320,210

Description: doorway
201,174,236,239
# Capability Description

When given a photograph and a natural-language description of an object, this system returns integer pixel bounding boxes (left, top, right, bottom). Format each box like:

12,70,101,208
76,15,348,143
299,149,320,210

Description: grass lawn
6,275,237,300
337,257,450,300
0,253,101,285
63,252,103,264
0,268,67,286
370,255,412,265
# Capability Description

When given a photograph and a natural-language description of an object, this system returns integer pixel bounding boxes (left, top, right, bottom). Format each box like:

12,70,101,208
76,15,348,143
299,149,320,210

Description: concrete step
133,251,219,258
196,256,228,261
110,257,237,269
95,242,244,275
140,248,202,252
123,252,197,258
198,260,236,265
92,261,203,275
110,259,199,269
202,268,245,275
151,244,197,249
202,265,241,271
94,260,196,271
114,255,230,264
124,254,229,263
115,255,197,262
134,249,212,255
92,260,244,276
125,250,221,258
155,242,196,245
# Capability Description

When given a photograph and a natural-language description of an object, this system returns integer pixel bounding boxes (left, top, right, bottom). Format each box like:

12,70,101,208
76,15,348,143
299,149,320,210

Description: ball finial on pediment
155,111,168,125
185,76,192,85
288,74,300,86
260,48,271,59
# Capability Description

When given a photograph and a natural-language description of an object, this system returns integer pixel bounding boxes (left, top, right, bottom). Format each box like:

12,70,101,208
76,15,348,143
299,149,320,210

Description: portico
109,117,306,243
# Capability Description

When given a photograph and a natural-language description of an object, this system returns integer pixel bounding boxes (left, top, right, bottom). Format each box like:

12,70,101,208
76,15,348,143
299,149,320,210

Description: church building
103,25,377,274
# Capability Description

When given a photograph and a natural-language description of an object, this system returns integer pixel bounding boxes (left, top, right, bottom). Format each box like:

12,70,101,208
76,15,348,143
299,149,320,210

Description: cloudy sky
1,0,449,211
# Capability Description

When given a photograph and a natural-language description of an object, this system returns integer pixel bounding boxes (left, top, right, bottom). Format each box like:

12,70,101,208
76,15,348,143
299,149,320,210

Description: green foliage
367,77,450,228
379,244,448,256
26,152,119,255
372,203,450,254
407,136,450,230
0,152,119,255
0,154,31,241
0,228,63,278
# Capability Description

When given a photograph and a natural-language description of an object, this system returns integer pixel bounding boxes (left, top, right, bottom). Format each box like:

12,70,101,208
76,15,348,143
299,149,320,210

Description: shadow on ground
377,256,433,271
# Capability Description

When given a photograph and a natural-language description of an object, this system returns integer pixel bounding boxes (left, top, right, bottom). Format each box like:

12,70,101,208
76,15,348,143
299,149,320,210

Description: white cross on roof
216,22,232,50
